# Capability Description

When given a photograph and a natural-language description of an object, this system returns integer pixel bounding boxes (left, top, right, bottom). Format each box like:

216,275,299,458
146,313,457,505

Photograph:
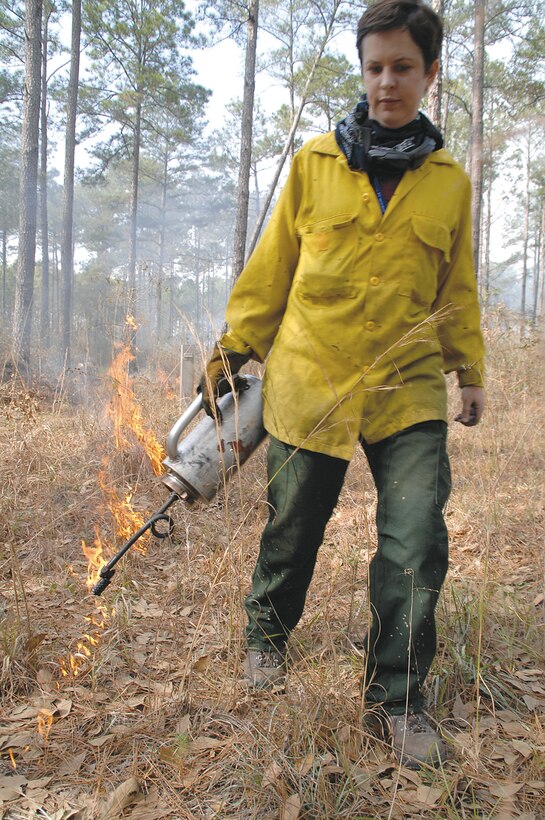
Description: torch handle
166,394,203,460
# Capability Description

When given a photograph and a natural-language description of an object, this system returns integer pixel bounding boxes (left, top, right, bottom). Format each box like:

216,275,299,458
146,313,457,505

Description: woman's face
361,27,438,129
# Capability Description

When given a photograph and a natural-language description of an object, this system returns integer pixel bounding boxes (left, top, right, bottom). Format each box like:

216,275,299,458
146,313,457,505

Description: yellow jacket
222,131,484,459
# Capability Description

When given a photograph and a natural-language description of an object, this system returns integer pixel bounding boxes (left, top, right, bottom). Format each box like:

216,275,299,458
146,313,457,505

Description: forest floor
1,322,544,819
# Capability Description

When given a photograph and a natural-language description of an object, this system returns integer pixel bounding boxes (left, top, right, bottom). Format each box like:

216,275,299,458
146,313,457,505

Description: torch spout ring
150,513,175,539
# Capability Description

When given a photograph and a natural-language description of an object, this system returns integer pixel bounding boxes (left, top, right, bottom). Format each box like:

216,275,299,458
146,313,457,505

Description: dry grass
1,323,544,819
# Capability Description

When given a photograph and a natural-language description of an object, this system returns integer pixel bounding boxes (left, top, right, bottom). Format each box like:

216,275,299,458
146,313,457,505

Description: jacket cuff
457,361,484,388
219,329,254,360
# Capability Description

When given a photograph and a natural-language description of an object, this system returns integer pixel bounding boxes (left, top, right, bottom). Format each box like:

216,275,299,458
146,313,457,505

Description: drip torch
92,375,266,595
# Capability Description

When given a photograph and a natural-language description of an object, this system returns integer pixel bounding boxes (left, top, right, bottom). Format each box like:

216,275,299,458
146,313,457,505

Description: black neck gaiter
335,95,444,176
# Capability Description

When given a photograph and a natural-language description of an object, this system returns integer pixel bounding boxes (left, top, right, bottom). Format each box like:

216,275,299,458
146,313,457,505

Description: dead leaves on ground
2,345,545,819
253,719,545,818
2,560,545,819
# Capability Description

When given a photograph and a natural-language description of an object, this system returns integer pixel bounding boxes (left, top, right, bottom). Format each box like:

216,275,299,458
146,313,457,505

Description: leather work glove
197,344,251,421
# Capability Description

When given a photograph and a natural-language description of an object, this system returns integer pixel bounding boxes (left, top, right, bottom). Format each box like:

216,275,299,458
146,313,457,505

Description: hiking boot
388,712,447,769
242,648,287,690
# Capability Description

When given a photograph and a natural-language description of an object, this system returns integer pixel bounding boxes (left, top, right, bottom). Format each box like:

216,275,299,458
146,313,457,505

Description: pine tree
12,0,42,371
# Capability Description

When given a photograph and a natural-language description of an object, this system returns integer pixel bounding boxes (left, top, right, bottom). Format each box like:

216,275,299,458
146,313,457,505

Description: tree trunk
288,0,296,159
12,0,43,371
194,227,201,335
539,199,545,322
126,93,141,369
427,0,444,129
127,96,141,304
168,262,174,338
469,0,485,278
520,128,531,333
2,229,6,317
482,168,492,309
156,142,169,344
60,0,81,370
246,0,342,261
481,91,494,310
536,198,544,324
52,231,59,334
532,208,541,327
441,40,450,138
232,0,259,283
39,5,50,349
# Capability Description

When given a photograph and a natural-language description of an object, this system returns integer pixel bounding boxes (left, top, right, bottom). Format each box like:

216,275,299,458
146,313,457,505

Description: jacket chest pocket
295,214,359,301
398,214,452,308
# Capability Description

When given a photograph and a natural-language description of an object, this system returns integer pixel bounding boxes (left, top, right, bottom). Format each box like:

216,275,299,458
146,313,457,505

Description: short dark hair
356,1,443,71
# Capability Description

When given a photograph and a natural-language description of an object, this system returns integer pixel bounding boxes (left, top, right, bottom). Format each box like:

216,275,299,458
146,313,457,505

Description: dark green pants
244,422,451,714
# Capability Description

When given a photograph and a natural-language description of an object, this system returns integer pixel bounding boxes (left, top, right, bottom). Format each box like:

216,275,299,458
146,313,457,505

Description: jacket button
362,192,370,202
365,321,376,331
370,276,380,286
375,232,384,242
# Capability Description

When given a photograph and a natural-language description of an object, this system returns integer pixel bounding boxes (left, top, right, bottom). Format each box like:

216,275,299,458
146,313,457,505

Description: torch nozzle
92,570,115,596
89,492,181,596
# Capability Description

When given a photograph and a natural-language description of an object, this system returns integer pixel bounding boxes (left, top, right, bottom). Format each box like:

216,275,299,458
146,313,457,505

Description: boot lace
255,650,284,669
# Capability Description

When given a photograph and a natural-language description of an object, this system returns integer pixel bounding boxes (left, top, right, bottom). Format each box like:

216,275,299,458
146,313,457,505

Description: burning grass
0,323,544,818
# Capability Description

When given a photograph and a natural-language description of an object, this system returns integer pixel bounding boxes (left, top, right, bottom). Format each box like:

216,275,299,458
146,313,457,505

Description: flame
60,325,163,681
37,710,54,741
59,604,111,678
8,748,16,769
81,530,108,591
98,465,146,549
60,529,112,676
125,313,138,330
108,345,165,475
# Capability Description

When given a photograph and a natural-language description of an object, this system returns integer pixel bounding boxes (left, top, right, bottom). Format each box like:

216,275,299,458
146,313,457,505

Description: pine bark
232,0,259,283
2,230,6,317
536,199,545,324
127,96,141,309
60,0,81,369
126,95,141,369
39,6,50,348
520,129,531,326
427,0,444,129
156,145,169,343
469,0,485,279
12,0,43,370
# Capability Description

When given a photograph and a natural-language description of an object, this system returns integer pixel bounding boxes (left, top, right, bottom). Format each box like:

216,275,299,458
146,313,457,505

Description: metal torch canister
161,374,267,503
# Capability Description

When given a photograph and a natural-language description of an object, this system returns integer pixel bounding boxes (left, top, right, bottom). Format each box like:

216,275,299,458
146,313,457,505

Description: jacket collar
305,131,459,222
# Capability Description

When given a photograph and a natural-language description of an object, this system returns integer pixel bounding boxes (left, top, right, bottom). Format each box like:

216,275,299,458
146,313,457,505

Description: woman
199,0,484,768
